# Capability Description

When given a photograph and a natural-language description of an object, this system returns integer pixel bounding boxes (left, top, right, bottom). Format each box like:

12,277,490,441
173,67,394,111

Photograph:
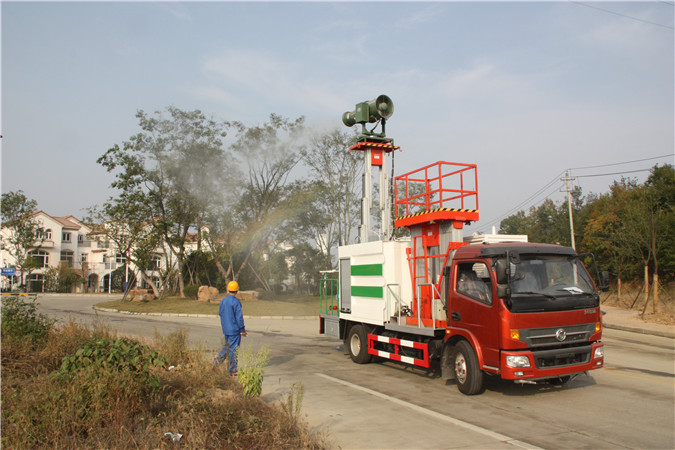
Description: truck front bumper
499,342,604,380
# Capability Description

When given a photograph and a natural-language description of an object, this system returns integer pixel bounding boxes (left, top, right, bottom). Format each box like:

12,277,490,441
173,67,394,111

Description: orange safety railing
395,161,479,228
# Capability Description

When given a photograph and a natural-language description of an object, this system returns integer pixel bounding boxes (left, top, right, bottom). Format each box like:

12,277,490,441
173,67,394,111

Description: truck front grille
532,345,592,369
520,323,595,348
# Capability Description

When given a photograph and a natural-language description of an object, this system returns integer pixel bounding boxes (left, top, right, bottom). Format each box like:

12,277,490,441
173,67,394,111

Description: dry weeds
2,319,325,449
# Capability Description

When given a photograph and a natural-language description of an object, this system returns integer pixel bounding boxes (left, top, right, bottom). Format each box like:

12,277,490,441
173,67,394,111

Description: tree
223,114,306,287
87,209,165,298
581,184,636,302
1,191,44,292
97,107,232,297
91,143,166,298
43,265,84,293
642,164,675,310
299,129,361,261
286,242,330,294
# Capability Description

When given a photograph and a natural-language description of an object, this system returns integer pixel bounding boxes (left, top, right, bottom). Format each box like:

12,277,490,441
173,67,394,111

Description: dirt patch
602,281,675,325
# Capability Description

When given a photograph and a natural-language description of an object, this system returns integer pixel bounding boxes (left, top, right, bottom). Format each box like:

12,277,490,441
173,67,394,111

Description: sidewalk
601,304,674,339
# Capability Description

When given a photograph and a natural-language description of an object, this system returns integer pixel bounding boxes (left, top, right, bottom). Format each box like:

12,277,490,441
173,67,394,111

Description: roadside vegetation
500,164,674,317
1,296,324,449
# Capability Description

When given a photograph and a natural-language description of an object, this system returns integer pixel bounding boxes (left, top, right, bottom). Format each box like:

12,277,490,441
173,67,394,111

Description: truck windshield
507,255,598,313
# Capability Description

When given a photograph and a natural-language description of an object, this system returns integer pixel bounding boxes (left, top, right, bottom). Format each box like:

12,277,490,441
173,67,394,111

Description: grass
1,295,325,449
96,293,319,317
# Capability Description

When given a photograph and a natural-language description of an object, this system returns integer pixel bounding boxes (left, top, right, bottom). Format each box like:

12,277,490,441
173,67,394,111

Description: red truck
320,160,608,395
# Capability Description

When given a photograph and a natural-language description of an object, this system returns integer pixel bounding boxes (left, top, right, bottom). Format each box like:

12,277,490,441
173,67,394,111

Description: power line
570,1,675,29
478,177,564,232
575,168,652,178
570,154,673,171
474,155,672,233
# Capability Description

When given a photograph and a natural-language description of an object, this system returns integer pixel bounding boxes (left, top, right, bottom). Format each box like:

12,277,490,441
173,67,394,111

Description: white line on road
316,373,542,450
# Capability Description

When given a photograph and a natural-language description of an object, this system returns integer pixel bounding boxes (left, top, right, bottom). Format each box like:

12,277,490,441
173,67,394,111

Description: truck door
449,261,500,369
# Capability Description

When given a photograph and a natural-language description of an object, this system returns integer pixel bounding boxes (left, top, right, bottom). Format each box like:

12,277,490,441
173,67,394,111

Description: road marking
316,373,542,449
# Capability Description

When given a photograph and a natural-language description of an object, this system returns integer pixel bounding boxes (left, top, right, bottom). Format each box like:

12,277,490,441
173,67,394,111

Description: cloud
198,48,365,117
437,64,497,98
203,49,284,89
393,3,445,30
190,85,244,109
157,3,193,22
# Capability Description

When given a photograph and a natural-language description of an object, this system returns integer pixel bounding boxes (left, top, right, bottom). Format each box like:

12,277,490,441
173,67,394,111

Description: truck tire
347,324,372,364
453,340,484,395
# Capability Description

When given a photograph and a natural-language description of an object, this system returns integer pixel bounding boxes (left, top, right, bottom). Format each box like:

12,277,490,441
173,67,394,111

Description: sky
2,0,673,236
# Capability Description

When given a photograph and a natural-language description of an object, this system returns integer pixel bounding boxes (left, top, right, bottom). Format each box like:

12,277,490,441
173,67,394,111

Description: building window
78,234,84,243
81,253,88,262
60,250,74,267
146,254,161,271
45,229,52,240
104,255,117,270
27,250,49,268
62,232,71,242
116,253,126,264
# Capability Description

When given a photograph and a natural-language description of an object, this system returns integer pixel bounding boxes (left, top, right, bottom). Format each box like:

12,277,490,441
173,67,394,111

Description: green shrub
56,337,168,389
237,346,271,397
43,265,84,293
1,295,55,344
183,284,199,299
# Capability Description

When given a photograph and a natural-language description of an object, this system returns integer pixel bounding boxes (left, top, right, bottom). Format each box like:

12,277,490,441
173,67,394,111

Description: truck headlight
594,347,604,359
506,355,531,368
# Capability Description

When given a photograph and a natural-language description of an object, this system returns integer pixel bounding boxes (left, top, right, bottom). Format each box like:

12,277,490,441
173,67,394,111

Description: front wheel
347,324,372,364
453,340,484,395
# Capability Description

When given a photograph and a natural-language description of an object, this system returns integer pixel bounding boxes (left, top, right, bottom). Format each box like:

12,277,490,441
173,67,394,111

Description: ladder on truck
368,161,479,365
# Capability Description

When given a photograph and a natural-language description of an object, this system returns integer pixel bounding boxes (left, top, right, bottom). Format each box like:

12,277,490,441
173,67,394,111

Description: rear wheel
453,340,484,395
347,324,372,364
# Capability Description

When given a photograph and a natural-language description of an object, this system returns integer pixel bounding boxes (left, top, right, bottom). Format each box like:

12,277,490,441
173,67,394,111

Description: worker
216,281,247,375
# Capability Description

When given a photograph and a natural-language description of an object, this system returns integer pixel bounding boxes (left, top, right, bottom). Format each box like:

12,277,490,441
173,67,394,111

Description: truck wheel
347,324,372,364
453,340,484,395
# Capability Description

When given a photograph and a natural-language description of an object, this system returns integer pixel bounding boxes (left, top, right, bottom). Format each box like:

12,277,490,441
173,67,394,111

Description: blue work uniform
217,294,246,374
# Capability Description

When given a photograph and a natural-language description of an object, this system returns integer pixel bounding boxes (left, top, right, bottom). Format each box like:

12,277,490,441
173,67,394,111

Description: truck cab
442,242,605,394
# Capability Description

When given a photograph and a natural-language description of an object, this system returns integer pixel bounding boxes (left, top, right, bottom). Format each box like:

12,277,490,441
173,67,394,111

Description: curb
92,307,672,337
92,306,315,320
603,322,675,339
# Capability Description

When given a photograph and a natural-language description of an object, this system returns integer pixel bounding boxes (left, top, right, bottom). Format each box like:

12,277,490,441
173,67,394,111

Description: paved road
35,295,675,449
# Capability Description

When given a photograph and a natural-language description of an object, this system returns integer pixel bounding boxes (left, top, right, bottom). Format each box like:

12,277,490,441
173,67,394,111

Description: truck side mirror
496,284,511,299
600,271,610,292
494,259,508,285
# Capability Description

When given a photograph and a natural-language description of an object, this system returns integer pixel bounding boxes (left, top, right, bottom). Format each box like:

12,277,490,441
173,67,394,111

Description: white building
0,211,169,293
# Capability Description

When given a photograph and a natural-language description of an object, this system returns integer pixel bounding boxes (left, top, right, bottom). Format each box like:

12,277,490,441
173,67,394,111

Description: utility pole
561,170,576,250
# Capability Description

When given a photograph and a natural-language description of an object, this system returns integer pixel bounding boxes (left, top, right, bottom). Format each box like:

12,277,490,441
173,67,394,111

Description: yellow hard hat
227,281,239,293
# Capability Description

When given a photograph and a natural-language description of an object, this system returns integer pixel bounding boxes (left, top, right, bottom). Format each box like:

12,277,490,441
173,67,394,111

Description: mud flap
440,343,455,380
